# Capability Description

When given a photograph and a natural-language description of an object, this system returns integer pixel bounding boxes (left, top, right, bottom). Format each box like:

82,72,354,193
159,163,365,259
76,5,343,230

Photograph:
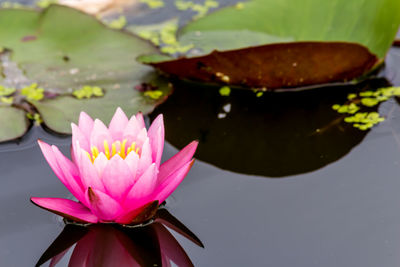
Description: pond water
0,46,399,266
1,0,400,266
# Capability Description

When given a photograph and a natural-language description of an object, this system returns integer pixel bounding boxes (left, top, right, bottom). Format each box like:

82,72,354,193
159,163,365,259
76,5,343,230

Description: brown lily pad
147,42,379,90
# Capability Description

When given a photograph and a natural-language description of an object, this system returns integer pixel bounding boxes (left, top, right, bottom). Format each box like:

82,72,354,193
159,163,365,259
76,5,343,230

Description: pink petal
71,123,90,153
101,155,134,201
158,141,198,183
93,153,109,177
108,107,129,141
137,138,152,177
38,140,85,204
78,111,94,140
136,112,145,129
51,145,86,204
86,188,123,222
76,149,105,192
135,128,148,149
155,159,195,203
115,201,158,224
124,151,139,183
124,163,158,210
148,114,165,168
89,119,113,153
123,116,143,145
31,197,98,223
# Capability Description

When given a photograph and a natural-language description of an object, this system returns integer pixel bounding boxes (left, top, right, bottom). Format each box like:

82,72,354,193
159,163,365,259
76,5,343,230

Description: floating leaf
0,5,172,138
180,0,400,59
0,85,15,96
0,106,29,142
31,76,170,134
148,42,378,90
148,0,400,90
72,85,104,99
107,15,127,29
219,86,230,96
129,19,193,55
140,0,164,9
21,83,44,101
331,86,399,129
1,96,13,104
175,0,219,20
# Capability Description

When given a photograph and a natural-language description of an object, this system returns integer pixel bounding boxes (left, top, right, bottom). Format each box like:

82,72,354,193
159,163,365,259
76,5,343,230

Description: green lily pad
0,106,29,142
0,5,172,138
180,0,400,58
146,0,400,90
32,76,171,134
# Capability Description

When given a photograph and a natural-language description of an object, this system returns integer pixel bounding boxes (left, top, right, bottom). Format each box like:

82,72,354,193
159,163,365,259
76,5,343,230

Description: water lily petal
124,151,139,184
101,155,134,201
135,127,148,149
71,123,90,153
38,140,85,204
109,107,129,141
155,159,195,203
115,200,158,224
77,149,105,192
124,163,158,209
123,116,142,145
86,188,123,221
136,112,145,129
148,114,165,168
90,119,113,153
51,145,86,204
93,152,109,177
78,111,94,140
137,137,152,177
31,197,98,223
158,141,198,183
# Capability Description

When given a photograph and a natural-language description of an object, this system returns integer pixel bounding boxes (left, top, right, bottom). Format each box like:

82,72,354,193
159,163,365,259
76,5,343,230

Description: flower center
86,139,140,162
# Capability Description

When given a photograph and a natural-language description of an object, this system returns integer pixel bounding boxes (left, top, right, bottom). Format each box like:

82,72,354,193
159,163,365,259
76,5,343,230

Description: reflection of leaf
148,42,378,90
152,79,390,177
0,5,172,138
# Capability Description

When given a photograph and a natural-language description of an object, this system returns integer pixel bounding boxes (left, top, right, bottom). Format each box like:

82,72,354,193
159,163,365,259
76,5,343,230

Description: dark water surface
1,0,400,265
1,46,400,266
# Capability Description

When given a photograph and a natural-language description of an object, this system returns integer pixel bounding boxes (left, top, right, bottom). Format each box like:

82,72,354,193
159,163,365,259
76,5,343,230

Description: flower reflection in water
36,208,203,267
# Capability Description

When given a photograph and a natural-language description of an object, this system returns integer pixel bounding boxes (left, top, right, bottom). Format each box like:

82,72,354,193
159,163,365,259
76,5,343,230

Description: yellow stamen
111,143,117,157
85,151,93,163
104,140,110,159
91,146,99,161
120,139,127,158
87,140,141,163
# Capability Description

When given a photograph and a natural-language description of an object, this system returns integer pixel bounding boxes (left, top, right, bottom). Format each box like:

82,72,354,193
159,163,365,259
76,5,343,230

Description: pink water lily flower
31,108,198,224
